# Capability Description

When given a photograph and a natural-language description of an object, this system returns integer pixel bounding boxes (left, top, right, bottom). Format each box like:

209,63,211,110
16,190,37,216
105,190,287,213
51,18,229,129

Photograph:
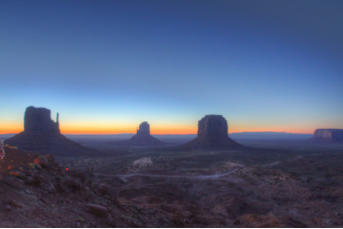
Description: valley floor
1,139,343,227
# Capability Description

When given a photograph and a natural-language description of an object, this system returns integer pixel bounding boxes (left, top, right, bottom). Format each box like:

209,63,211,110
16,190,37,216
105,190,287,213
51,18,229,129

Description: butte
6,106,93,156
183,114,241,149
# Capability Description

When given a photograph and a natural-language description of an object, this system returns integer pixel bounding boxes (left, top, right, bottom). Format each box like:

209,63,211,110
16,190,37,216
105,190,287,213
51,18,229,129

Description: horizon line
0,130,314,135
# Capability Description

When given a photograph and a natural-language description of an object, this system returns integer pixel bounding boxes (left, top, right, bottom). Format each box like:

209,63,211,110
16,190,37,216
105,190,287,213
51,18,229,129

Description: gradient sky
1,0,343,134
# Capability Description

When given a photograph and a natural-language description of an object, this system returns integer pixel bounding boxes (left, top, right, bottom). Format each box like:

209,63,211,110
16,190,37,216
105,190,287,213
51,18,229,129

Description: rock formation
117,121,165,147
183,115,240,149
24,107,60,135
5,106,93,156
136,122,150,137
313,129,343,142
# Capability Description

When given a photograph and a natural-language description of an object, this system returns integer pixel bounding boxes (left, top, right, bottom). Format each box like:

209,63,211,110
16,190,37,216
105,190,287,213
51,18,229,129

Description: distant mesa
117,121,165,147
24,106,60,135
136,122,150,137
313,129,343,143
183,115,241,149
5,106,93,156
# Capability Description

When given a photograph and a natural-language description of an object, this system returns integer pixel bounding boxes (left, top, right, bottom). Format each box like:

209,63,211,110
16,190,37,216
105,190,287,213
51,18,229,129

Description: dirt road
94,168,242,182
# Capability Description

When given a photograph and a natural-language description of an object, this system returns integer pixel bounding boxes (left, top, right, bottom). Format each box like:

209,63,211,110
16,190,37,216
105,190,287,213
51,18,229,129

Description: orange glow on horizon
0,122,23,134
0,124,314,135
0,118,324,135
59,124,198,135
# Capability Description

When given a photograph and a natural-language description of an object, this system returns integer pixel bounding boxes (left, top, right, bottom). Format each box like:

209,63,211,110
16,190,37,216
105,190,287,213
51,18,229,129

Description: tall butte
124,121,165,146
183,114,241,149
6,106,92,156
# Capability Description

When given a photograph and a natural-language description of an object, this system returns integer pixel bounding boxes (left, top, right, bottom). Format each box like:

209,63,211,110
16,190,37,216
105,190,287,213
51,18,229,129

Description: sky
1,0,343,134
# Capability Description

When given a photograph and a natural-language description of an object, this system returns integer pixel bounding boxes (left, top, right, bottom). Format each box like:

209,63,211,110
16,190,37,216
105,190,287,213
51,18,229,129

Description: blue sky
1,0,342,134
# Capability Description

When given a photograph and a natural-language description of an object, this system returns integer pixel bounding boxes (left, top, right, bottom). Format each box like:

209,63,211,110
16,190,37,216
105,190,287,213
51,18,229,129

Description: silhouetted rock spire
56,112,59,129
136,121,150,137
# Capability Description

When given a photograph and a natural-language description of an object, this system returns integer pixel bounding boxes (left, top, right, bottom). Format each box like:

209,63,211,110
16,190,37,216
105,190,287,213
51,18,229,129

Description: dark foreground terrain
1,138,343,227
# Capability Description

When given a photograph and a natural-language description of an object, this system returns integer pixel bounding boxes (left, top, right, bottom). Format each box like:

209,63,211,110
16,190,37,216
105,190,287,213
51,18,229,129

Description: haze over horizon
1,0,343,135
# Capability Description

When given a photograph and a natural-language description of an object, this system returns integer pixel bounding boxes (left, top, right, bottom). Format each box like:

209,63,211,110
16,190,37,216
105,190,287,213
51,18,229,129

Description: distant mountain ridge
230,132,312,140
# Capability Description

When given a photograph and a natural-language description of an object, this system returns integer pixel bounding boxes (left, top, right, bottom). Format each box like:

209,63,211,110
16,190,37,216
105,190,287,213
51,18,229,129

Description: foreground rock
0,145,129,227
117,122,165,147
2,142,343,227
6,106,93,156
313,129,343,143
183,115,241,149
86,203,108,217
